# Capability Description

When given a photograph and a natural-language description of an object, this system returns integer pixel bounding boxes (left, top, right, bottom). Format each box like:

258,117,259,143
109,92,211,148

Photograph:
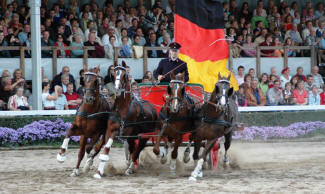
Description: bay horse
153,71,198,174
93,61,158,179
56,65,112,176
189,73,238,181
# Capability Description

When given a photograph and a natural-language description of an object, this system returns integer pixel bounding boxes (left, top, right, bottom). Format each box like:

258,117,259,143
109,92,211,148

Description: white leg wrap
99,154,109,161
125,161,134,175
98,160,106,175
170,159,177,171
105,138,113,149
191,159,203,178
159,147,167,157
61,138,70,150
70,168,79,177
83,158,94,173
88,149,96,158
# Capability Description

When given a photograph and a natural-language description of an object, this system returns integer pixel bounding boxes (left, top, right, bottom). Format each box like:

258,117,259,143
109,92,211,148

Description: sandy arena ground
0,141,325,194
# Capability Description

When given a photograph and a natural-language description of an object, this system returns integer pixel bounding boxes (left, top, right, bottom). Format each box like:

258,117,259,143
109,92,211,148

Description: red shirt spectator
320,90,325,105
64,83,82,109
260,34,275,56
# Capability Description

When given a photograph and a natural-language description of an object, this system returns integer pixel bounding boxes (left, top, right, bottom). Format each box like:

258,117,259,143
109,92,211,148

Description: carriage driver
154,42,189,83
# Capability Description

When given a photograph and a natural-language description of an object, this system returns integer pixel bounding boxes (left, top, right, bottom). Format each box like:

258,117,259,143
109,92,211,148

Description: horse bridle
84,71,99,104
167,79,186,110
114,66,131,95
215,79,230,107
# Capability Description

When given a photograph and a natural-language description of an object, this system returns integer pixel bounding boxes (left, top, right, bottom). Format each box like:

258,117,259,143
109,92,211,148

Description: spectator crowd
0,0,325,110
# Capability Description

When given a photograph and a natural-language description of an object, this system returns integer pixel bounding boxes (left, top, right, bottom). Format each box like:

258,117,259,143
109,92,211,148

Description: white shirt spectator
42,92,55,108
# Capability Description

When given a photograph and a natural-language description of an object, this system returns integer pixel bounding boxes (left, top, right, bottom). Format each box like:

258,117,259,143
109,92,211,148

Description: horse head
212,73,234,111
84,65,100,104
113,60,129,96
167,71,186,113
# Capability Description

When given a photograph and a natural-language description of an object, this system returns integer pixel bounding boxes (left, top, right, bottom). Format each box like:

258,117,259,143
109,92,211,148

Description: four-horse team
56,42,240,181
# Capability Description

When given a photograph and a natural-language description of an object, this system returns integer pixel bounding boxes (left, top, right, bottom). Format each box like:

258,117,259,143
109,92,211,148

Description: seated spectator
251,7,268,30
273,37,284,57
311,66,324,91
84,21,98,42
68,24,85,43
70,34,84,58
144,71,156,83
248,68,255,80
282,82,296,105
104,36,116,59
145,33,160,58
254,28,268,45
55,34,71,58
304,75,315,93
126,66,135,83
317,31,325,62
241,35,256,57
51,66,76,92
302,21,315,41
75,69,85,91
7,87,31,110
159,33,171,58
295,66,307,81
60,74,70,93
308,85,320,105
84,32,105,58
315,3,324,19
119,28,133,46
142,75,151,84
41,30,54,58
292,80,308,105
316,21,325,38
273,27,284,43
246,79,266,106
131,82,140,100
280,67,292,89
79,12,90,32
241,74,252,93
320,85,325,105
6,33,20,57
284,23,302,45
65,83,82,109
267,80,283,106
104,65,114,85
0,31,10,57
53,86,68,110
258,73,269,96
268,74,277,88
235,66,245,86
0,76,24,109
120,36,133,58
42,82,59,110
12,68,26,91
235,85,247,107
127,18,138,39
290,76,299,90
260,33,275,57
18,24,30,45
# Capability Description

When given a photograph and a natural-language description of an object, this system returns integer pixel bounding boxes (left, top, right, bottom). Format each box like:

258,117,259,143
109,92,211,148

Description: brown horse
56,65,112,176
93,61,158,179
189,73,238,181
153,71,197,174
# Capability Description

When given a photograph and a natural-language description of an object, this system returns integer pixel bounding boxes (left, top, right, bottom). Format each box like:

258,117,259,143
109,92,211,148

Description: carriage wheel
208,140,220,170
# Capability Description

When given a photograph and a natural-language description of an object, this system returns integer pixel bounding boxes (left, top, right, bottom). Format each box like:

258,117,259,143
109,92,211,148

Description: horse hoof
83,158,93,173
57,153,66,163
188,176,197,182
160,156,167,164
183,151,190,163
93,173,102,179
125,168,133,176
70,169,79,177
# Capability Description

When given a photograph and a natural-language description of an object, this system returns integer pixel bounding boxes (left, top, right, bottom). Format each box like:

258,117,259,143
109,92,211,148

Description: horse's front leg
83,133,105,173
125,138,149,175
57,124,78,163
70,136,87,177
93,122,118,179
170,136,182,175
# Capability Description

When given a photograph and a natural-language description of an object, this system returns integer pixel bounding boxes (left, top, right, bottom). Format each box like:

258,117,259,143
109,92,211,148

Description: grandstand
0,0,325,111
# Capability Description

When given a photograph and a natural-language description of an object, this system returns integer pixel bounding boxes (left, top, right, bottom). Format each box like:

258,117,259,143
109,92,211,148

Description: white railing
0,105,325,116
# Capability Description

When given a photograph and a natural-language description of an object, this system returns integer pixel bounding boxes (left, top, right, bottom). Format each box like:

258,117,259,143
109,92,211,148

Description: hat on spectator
169,42,181,51
281,67,289,74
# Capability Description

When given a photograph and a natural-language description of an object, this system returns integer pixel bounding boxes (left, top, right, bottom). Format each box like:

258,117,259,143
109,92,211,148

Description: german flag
175,0,238,92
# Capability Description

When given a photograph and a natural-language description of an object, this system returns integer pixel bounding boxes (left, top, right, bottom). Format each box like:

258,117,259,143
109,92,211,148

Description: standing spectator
145,33,159,58
53,86,69,110
42,82,59,110
235,66,245,86
41,30,54,58
84,32,105,58
120,36,133,58
65,83,82,110
266,80,283,106
280,67,292,89
70,34,84,58
292,80,308,105
258,73,269,96
308,85,320,105
320,85,325,105
295,67,307,82
246,79,266,106
311,66,324,91
8,87,31,110
282,82,296,105
54,34,71,58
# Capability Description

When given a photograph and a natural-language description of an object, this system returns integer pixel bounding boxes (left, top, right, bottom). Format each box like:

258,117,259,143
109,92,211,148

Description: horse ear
122,60,126,67
218,72,221,80
95,64,100,74
227,73,231,81
170,71,175,80
228,87,234,97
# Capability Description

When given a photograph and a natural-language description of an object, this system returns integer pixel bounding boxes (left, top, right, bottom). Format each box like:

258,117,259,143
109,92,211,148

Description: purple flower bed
0,118,80,146
233,121,325,141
